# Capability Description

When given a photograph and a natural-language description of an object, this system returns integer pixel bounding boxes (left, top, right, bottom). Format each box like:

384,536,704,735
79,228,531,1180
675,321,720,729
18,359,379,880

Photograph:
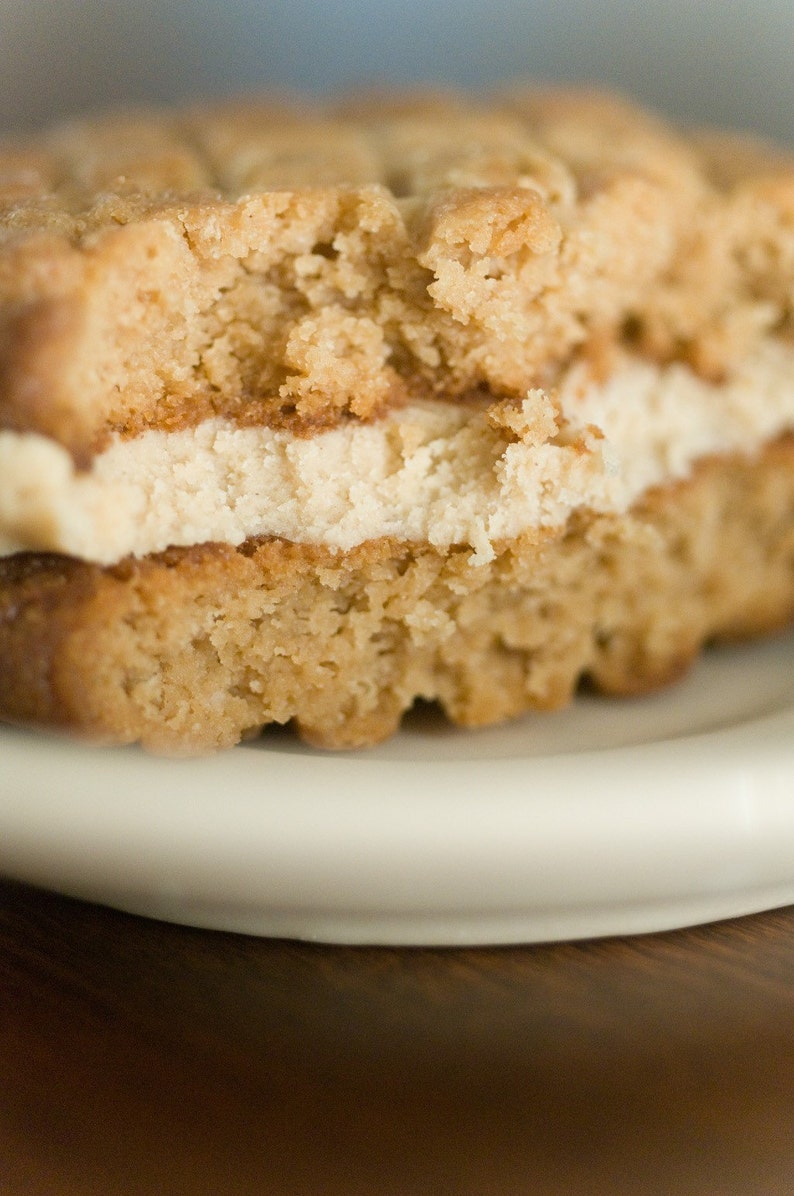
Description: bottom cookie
1,436,793,754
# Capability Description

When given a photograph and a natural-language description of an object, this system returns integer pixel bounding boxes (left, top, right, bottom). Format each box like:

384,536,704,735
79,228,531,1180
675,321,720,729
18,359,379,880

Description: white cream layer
1,342,793,567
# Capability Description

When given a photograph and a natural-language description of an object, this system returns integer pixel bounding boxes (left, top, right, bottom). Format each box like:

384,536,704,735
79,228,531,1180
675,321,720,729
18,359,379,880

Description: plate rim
1,681,793,945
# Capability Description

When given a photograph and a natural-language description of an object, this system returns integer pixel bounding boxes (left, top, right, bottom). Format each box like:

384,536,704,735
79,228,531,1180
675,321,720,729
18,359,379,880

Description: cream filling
1,341,793,567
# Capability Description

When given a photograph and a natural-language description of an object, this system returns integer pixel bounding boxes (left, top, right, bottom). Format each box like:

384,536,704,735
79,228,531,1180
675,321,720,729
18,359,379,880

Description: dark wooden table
1,878,793,1195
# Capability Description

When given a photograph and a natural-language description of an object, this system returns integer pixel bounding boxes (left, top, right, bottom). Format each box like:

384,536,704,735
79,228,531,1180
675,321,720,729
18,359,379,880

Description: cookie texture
1,86,794,752
2,88,794,457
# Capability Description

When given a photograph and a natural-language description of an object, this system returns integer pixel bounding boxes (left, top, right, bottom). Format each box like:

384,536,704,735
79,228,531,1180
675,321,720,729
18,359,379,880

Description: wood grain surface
1,879,793,1195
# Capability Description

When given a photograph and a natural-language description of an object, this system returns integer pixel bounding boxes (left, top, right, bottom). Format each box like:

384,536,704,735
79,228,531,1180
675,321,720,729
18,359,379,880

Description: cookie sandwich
1,88,793,750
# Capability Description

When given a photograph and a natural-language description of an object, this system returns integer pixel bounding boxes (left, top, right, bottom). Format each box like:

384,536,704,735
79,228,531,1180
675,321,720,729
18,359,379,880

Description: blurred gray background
0,0,791,140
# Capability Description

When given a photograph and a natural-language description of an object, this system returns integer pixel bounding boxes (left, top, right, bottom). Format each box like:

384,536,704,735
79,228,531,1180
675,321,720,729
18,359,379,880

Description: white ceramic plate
1,632,793,945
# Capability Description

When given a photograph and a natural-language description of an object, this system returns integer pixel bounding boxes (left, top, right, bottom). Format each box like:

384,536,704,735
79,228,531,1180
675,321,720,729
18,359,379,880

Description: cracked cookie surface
3,87,793,458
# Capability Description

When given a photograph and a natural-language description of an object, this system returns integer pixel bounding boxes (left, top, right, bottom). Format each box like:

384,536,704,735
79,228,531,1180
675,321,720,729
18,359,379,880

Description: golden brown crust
3,87,794,457
1,438,792,753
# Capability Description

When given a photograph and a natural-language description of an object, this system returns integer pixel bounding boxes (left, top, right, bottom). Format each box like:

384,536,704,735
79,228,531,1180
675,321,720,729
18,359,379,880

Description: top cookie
1,86,793,459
